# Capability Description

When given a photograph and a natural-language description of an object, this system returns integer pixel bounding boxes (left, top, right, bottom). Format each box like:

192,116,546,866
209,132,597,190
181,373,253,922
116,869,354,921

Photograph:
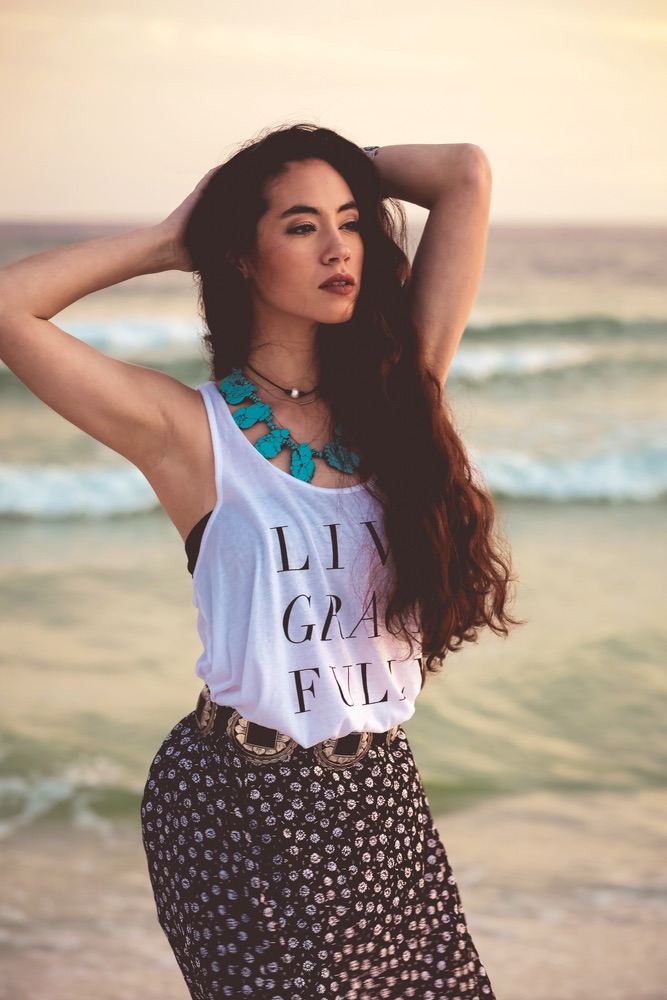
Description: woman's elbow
455,144,492,189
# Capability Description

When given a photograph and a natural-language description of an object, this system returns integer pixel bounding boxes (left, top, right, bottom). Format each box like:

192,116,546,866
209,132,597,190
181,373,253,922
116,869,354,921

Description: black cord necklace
245,362,319,400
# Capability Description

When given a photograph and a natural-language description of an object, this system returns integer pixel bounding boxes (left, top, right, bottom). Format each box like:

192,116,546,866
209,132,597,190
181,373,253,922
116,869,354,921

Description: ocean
0,222,666,999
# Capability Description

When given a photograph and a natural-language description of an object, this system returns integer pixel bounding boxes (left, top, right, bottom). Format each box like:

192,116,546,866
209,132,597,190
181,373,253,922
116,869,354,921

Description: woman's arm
0,179,220,540
0,183,205,475
371,143,492,383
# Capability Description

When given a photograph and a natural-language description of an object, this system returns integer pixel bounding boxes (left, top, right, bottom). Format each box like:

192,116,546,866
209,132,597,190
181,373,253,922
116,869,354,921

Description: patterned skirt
141,712,495,1000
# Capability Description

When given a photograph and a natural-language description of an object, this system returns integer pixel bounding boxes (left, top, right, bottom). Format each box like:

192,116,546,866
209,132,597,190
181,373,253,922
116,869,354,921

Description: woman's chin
318,302,358,325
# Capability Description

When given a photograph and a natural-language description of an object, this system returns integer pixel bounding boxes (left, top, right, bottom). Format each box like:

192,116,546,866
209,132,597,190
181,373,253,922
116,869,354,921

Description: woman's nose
323,232,351,264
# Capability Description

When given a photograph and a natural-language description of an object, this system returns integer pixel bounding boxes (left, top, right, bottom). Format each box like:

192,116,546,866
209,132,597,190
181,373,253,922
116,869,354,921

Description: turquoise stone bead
290,443,316,482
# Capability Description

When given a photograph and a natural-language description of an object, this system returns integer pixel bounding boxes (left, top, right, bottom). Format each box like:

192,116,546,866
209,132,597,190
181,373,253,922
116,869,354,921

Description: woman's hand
158,167,218,272
0,167,219,321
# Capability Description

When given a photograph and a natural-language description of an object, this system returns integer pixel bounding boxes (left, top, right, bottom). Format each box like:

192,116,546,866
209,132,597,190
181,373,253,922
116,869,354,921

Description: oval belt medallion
226,710,298,764
312,730,373,770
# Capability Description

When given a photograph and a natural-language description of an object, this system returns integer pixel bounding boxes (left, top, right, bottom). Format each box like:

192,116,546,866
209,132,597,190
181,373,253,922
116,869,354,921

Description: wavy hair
185,123,518,680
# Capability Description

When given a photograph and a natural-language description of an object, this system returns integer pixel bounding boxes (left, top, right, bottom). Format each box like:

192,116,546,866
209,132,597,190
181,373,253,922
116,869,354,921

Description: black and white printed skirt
141,711,495,1000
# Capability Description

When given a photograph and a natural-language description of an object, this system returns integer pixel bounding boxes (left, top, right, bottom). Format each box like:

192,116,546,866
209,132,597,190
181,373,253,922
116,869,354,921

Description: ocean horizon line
1,217,667,232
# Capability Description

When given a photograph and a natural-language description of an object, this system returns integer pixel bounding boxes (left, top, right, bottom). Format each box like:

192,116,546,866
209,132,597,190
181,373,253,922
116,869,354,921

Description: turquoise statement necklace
218,367,361,483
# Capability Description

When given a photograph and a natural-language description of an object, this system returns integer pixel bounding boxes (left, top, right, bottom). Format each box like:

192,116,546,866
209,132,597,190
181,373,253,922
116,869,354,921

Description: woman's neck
246,341,320,395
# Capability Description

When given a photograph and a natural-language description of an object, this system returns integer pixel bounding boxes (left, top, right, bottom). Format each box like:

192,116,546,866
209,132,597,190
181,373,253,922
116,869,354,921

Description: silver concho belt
194,685,399,770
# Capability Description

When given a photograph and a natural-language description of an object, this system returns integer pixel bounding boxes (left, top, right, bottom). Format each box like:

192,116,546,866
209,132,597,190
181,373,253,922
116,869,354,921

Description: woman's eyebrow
279,200,358,219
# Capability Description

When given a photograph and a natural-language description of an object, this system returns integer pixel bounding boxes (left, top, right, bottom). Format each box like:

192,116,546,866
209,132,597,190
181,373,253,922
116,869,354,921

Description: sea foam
2,315,662,382
0,760,129,840
476,446,667,502
65,317,201,357
0,464,158,518
1,446,665,519
450,342,597,382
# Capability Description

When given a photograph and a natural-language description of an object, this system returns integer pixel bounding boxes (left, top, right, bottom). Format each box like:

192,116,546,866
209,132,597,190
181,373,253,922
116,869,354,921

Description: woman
0,123,514,999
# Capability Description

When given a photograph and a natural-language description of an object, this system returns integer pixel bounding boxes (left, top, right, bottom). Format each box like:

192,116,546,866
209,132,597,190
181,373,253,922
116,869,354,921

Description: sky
0,0,665,223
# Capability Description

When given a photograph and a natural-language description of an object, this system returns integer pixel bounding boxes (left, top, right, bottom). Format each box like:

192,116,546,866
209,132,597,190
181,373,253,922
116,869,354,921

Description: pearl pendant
290,389,300,399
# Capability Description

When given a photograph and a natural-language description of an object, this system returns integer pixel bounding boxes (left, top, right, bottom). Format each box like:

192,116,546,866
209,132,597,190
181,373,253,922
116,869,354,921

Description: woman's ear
225,250,249,279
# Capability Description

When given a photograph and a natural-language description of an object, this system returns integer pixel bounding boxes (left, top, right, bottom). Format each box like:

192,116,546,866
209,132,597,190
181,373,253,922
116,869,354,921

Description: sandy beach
1,789,665,1000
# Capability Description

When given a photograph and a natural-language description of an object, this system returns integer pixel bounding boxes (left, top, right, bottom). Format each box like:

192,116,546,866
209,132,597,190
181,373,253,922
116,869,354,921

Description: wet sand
1,789,665,1000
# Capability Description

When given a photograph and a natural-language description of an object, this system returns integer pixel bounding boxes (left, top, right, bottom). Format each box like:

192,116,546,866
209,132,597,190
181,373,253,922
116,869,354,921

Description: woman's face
237,158,364,333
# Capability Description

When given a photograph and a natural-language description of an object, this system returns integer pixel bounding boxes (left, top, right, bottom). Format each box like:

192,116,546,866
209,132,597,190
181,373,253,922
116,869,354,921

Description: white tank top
192,380,424,747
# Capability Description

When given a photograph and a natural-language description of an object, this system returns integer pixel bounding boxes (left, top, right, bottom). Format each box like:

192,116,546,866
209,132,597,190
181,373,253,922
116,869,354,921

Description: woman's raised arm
0,177,209,476
372,143,492,382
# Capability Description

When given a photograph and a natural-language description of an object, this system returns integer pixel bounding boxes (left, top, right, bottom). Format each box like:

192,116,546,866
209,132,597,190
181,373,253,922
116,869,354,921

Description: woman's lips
319,272,356,295
319,283,356,295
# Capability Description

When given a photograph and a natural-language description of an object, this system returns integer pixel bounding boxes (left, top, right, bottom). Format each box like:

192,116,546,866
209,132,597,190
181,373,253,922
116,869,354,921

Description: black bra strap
185,510,213,575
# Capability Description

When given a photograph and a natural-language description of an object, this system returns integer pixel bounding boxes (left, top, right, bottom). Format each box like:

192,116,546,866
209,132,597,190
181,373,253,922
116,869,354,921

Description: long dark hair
185,123,517,679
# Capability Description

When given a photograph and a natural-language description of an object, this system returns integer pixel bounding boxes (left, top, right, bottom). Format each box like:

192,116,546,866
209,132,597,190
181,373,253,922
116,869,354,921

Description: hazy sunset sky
1,0,665,223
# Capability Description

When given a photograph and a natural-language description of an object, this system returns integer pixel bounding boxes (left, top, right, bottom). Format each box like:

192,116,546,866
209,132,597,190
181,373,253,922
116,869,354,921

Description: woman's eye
287,223,316,235
287,219,360,236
